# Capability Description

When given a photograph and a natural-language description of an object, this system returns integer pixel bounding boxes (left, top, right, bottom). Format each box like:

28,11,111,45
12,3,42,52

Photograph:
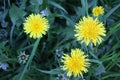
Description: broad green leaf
59,26,74,39
89,0,97,8
27,5,39,13
30,0,43,5
62,15,75,26
94,64,106,75
49,1,67,13
81,0,88,16
9,4,26,47
48,13,75,26
20,0,27,9
9,4,26,24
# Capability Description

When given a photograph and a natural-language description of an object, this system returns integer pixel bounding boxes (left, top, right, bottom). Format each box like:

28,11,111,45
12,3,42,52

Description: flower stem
19,38,40,80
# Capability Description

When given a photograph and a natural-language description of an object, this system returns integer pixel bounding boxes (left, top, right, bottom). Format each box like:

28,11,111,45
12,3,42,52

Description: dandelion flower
92,6,104,17
61,48,90,77
18,51,29,64
75,16,106,46
23,14,49,39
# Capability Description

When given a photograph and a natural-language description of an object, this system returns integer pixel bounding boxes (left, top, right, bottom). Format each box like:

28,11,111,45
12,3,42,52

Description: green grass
0,0,120,80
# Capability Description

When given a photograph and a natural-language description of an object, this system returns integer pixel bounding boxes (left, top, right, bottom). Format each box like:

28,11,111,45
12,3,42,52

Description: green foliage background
0,0,120,80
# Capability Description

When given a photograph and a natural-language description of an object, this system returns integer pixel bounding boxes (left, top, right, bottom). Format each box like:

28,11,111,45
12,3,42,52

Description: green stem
81,0,88,16
89,44,98,59
10,23,15,48
85,0,88,16
19,38,41,80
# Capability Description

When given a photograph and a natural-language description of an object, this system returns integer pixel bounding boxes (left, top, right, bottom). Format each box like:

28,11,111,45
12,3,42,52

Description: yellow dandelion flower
74,16,106,46
92,6,104,17
61,48,90,77
23,14,49,39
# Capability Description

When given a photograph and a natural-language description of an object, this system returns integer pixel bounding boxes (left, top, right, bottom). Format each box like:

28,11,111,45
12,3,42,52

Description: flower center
81,21,99,40
67,56,84,71
21,55,26,60
32,22,40,32
96,9,100,13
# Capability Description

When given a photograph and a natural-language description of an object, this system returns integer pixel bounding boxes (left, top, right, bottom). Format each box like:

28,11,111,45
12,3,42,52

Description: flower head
23,14,49,39
40,8,49,17
56,74,68,80
92,6,104,17
0,62,9,71
74,16,106,46
18,51,29,64
61,48,90,77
